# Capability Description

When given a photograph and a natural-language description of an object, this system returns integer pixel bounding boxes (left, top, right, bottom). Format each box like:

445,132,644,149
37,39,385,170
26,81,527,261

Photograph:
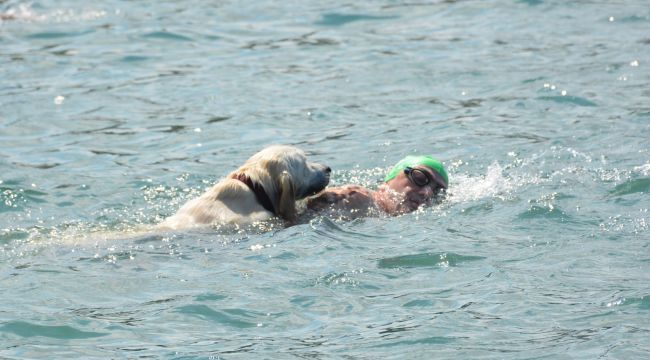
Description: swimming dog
158,145,330,229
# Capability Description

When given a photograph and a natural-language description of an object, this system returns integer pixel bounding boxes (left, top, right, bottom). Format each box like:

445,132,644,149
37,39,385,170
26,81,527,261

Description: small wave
315,271,360,287
634,163,650,176
605,295,650,310
374,336,455,347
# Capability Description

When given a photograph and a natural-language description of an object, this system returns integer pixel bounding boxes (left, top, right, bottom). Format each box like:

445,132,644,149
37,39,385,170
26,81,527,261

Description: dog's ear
276,170,297,222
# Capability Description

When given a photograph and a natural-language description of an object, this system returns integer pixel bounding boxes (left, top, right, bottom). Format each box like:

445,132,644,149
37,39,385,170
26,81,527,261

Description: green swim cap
384,155,449,188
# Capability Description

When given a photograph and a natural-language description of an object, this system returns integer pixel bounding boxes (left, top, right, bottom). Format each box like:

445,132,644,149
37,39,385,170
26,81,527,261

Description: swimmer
306,155,448,219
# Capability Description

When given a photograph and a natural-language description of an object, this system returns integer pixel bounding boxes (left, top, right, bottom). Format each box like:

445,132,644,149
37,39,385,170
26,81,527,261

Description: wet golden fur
158,145,330,230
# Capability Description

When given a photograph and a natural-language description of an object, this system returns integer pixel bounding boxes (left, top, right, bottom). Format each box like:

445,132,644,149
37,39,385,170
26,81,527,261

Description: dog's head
236,145,330,222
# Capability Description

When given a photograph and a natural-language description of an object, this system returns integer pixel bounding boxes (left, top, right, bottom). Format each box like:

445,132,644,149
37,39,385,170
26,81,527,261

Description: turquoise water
1,0,650,358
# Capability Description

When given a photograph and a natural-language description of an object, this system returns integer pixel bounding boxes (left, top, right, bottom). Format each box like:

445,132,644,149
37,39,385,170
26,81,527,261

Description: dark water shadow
0,321,107,339
609,178,650,196
315,13,399,26
378,252,485,269
175,305,260,328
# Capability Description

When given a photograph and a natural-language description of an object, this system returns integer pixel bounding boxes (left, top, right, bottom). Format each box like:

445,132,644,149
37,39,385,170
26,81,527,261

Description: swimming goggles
404,166,444,193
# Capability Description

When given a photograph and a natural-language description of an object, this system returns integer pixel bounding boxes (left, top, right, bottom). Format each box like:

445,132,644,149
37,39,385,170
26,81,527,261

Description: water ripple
142,31,193,42
538,95,598,107
25,30,94,39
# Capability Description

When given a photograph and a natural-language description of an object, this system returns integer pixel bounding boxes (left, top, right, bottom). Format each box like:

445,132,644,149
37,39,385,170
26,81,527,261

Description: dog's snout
325,166,332,174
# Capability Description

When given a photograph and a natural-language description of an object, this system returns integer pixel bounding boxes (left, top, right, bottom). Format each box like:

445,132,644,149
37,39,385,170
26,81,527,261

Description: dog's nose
324,166,332,173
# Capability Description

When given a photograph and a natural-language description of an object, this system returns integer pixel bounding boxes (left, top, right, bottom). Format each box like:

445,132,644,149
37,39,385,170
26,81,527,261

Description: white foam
1,4,106,23
1,4,46,22
633,163,650,176
447,162,521,204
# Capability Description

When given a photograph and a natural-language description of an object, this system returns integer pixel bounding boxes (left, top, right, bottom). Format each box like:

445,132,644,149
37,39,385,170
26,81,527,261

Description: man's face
386,166,442,213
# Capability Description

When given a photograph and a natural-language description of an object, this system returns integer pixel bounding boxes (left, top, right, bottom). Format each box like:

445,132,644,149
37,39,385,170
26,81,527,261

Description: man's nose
419,185,434,197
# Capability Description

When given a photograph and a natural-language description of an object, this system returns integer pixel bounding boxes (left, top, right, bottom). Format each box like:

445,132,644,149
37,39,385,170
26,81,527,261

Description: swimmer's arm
307,185,374,210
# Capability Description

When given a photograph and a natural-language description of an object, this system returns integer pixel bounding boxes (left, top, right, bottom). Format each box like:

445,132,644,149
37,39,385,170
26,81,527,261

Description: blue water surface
1,0,649,358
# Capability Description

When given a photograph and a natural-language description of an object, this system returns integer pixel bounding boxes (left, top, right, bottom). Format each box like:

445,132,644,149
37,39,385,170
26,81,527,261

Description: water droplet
561,90,567,96
54,95,65,105
608,16,615,22
630,60,639,67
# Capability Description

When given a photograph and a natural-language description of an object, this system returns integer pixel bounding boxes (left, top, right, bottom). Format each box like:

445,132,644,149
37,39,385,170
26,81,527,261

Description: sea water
1,0,649,358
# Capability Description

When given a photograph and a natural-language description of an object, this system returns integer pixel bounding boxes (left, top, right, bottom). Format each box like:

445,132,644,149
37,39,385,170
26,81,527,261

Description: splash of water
445,161,546,205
